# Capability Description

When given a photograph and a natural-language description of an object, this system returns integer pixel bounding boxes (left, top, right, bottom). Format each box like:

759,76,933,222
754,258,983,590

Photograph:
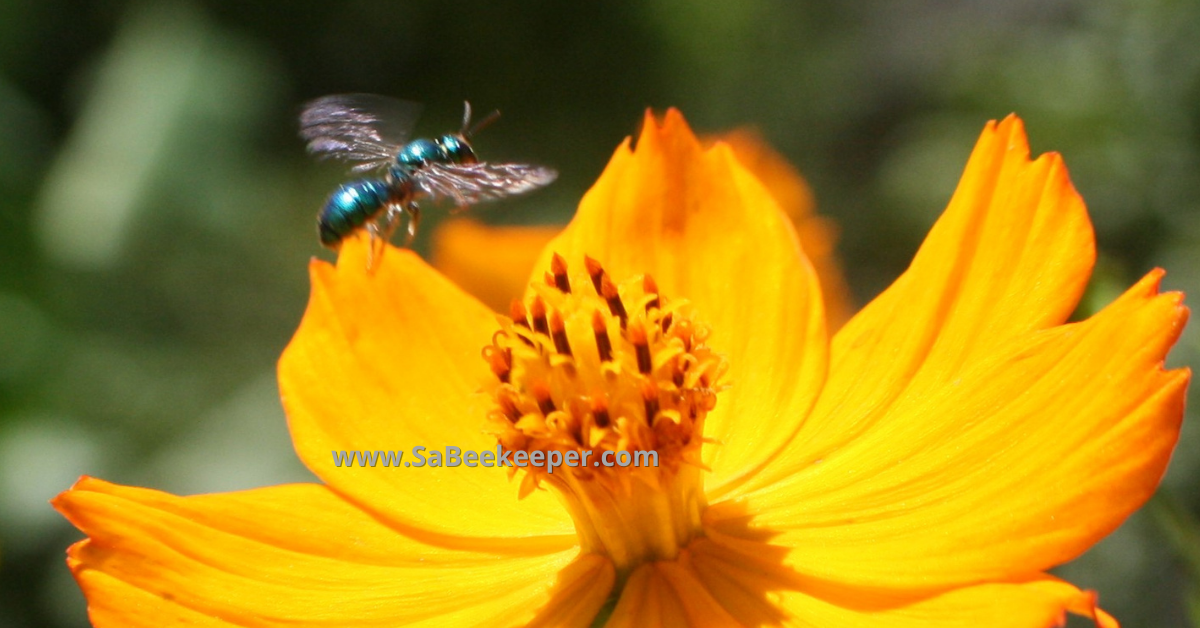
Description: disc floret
482,254,728,574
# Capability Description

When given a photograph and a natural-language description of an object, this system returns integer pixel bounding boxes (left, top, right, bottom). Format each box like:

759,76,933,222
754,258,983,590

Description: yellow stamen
482,255,728,577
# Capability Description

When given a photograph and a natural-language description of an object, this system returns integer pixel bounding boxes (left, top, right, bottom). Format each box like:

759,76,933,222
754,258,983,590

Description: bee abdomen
318,179,391,247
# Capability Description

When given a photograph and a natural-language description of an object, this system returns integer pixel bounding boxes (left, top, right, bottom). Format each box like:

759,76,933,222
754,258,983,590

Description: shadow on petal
682,500,1119,627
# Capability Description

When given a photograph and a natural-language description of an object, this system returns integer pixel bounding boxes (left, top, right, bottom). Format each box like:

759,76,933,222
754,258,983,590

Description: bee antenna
466,107,501,138
460,101,473,135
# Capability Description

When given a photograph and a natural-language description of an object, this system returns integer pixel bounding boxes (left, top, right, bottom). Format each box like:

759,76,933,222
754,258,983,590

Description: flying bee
299,94,557,269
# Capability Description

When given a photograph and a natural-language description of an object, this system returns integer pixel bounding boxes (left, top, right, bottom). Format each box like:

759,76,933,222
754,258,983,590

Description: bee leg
366,209,401,273
364,223,384,274
402,202,421,248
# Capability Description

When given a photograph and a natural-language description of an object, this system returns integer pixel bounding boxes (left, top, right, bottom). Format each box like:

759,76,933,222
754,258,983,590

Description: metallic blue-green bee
300,94,556,268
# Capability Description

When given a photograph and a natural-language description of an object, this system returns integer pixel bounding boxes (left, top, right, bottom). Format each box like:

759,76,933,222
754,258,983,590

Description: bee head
437,134,477,165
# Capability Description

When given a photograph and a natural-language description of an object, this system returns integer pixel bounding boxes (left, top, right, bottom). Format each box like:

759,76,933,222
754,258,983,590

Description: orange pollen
549,311,572,356
590,394,611,428
550,253,572,292
643,274,660,311
529,296,549,335
481,254,729,573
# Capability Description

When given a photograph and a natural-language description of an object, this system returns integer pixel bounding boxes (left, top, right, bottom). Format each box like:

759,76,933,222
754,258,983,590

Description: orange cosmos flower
54,110,1188,627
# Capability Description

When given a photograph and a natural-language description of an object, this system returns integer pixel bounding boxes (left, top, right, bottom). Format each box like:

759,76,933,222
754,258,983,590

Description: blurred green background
1,1,1198,626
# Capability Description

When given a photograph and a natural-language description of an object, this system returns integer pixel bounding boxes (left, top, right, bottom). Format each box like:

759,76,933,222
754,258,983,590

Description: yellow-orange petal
527,554,618,628
654,559,750,628
676,538,1117,627
736,270,1188,590
279,236,573,546
531,110,829,496
720,129,855,330
432,131,856,331
603,563,705,628
773,576,1117,628
679,536,791,626
737,114,1099,494
53,477,592,627
433,219,563,313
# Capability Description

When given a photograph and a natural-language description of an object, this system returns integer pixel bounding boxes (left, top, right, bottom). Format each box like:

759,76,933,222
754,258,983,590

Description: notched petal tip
51,475,105,518
1114,270,1190,345
635,107,701,156
1065,588,1120,628
58,481,580,627
658,107,690,131
64,474,99,492
994,113,1028,147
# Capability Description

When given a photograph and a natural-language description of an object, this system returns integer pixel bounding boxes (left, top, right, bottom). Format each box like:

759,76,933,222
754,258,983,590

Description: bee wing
417,162,558,207
299,94,424,171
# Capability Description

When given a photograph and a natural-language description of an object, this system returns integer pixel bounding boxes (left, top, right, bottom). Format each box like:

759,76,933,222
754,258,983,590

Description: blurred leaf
1151,491,1200,576
32,1,283,270
1150,490,1200,628
33,2,211,268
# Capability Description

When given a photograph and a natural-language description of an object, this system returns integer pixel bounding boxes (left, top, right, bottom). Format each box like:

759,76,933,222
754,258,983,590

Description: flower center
482,254,728,576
